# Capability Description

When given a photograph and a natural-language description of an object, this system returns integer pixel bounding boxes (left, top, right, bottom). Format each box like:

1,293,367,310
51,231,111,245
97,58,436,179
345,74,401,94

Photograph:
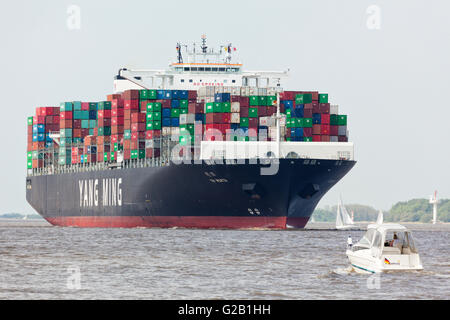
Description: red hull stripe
44,216,304,229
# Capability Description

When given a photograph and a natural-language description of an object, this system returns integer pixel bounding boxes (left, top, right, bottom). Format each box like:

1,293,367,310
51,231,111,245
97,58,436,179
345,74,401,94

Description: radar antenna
201,34,208,54
176,42,183,63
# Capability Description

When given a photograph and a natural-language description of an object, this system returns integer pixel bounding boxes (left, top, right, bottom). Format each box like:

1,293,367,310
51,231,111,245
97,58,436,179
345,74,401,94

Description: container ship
25,36,356,229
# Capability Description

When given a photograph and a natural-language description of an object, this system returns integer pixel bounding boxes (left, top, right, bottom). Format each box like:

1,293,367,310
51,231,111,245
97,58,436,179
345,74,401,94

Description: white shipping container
180,114,195,125
170,127,180,135
259,116,275,127
330,105,339,115
231,102,240,112
162,127,171,136
231,113,240,124
330,136,338,142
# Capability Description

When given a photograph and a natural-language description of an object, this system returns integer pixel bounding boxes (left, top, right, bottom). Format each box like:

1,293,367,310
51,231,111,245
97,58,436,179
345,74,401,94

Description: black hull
26,159,356,229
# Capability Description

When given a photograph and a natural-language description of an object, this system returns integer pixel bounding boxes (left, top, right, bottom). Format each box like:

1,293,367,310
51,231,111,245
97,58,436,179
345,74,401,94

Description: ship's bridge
113,36,288,93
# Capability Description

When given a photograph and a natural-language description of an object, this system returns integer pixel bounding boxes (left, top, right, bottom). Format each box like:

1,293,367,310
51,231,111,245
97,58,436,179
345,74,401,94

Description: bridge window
191,67,198,71
199,67,205,71
219,68,225,72
212,68,218,72
184,67,190,71
189,79,193,83
180,79,185,83
232,80,236,83
286,152,299,159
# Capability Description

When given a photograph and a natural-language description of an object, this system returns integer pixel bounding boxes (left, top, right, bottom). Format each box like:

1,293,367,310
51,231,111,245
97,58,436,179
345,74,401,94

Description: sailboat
376,210,383,225
336,198,358,230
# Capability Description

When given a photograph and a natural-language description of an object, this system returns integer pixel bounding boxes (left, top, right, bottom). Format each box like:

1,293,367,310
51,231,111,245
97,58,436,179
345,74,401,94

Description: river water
0,219,448,299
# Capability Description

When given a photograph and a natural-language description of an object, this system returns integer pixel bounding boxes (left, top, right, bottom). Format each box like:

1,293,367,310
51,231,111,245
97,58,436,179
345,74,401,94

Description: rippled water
0,219,448,299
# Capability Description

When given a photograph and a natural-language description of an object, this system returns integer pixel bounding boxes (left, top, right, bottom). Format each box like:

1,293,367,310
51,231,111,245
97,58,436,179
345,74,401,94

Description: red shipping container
330,125,338,136
280,91,295,100
72,119,81,128
222,113,231,124
32,159,44,168
146,130,161,140
111,126,124,135
73,129,81,138
27,126,33,135
97,136,110,145
205,113,223,124
107,94,122,102
131,123,146,132
45,116,53,125
321,135,330,142
33,115,45,124
321,114,330,125
123,140,131,150
124,119,131,129
122,90,140,100
60,111,73,120
131,113,146,123
111,117,124,126
267,106,276,116
97,153,104,162
112,108,124,117
258,106,267,117
60,120,72,129
188,103,204,114
124,99,139,110
303,127,312,137
312,124,321,135
112,98,124,109
81,129,89,137
240,107,249,118
239,96,249,107
303,108,313,118
304,103,313,110
123,149,131,160
188,90,197,100
248,118,258,129
98,110,111,118
81,102,89,111
131,131,145,141
231,95,240,103
98,118,111,127
248,128,258,137
312,103,320,114
124,109,138,120
319,103,330,114
312,135,321,142
338,136,348,142
158,99,171,108
146,148,161,158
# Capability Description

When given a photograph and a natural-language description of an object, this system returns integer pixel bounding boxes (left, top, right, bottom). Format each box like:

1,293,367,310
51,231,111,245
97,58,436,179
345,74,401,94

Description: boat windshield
353,229,376,250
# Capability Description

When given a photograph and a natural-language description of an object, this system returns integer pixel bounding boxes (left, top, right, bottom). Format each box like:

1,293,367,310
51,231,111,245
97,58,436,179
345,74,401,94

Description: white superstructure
113,35,288,93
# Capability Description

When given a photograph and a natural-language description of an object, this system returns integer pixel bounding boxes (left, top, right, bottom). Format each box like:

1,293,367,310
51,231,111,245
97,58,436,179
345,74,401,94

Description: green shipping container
98,127,111,136
147,121,161,130
338,115,347,125
249,108,258,118
27,152,32,160
266,96,276,106
73,101,82,111
179,135,194,146
319,94,328,103
73,111,89,120
240,117,249,127
89,128,95,135
213,102,223,113
60,138,72,147
258,96,267,106
60,129,72,138
98,101,112,110
147,112,161,122
130,150,138,159
179,100,188,108
249,96,259,106
304,137,313,142
89,102,98,111
205,103,214,113
303,118,313,128
60,102,73,112
81,120,90,129
222,102,231,113
170,109,180,118
180,108,188,115
27,160,32,169
295,94,304,104
89,120,97,128
303,94,312,104
147,102,162,112
140,89,157,100
330,114,339,125
27,117,33,126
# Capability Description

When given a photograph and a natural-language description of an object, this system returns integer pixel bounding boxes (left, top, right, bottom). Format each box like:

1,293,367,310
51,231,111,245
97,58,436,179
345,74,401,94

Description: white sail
341,202,354,225
336,203,344,228
376,210,383,225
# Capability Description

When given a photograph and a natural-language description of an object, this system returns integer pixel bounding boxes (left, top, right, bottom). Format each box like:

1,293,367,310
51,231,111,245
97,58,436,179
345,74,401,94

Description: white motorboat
346,223,423,273
336,199,358,230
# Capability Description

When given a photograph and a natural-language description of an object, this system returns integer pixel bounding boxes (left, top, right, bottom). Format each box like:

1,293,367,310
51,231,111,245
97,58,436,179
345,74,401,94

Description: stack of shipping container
26,88,349,169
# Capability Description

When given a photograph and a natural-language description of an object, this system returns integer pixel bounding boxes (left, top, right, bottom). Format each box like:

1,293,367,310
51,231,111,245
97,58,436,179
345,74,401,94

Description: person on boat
387,233,402,249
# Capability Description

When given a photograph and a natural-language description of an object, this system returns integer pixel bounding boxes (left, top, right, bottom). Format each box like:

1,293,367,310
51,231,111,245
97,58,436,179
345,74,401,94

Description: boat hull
26,158,356,229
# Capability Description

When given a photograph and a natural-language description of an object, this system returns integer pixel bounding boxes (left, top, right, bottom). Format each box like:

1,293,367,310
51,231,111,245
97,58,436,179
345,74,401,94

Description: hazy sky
1,0,449,214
